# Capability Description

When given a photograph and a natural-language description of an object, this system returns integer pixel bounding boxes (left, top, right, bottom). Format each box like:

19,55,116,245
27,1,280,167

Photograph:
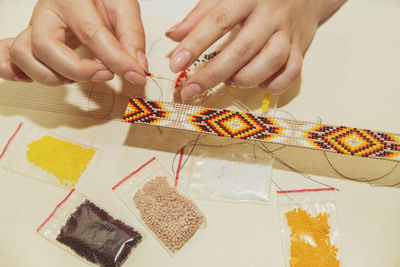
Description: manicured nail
166,22,183,36
125,71,146,85
181,83,203,100
14,72,32,83
90,70,113,82
137,51,148,72
170,49,191,73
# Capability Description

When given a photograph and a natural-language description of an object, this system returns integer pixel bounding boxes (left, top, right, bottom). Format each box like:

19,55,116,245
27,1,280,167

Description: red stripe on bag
174,148,184,187
36,189,75,232
277,188,335,194
112,157,156,190
0,122,23,160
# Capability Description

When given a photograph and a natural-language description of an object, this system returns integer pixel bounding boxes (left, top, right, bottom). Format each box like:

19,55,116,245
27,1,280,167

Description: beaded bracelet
122,97,400,162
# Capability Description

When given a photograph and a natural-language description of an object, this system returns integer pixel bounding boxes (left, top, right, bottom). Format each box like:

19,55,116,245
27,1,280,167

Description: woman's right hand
0,0,148,86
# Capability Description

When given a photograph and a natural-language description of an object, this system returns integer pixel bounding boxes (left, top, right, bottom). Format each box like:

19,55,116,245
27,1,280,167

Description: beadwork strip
122,98,400,162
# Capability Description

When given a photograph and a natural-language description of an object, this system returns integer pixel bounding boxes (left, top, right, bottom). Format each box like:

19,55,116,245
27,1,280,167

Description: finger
10,27,71,86
170,0,256,73
180,14,276,100
59,0,146,84
105,0,148,72
232,31,290,87
259,45,303,94
166,0,220,42
0,38,32,82
30,7,114,82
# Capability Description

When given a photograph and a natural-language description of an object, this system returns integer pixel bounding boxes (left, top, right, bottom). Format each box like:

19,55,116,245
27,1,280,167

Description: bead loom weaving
122,97,400,162
2,5,400,267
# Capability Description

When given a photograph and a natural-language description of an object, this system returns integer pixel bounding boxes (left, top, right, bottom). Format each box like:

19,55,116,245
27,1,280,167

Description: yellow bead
285,208,340,267
26,136,95,187
260,93,271,113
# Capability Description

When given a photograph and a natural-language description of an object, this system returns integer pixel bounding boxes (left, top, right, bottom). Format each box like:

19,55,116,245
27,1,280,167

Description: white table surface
1,1,400,267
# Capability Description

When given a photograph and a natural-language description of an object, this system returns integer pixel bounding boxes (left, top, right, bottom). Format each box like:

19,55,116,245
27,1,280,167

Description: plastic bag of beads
112,157,206,256
277,188,343,267
37,189,144,267
0,122,96,188
178,142,274,204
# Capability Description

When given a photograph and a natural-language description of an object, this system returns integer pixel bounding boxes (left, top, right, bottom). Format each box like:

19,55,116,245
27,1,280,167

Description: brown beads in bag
134,176,205,252
37,190,144,267
56,200,142,267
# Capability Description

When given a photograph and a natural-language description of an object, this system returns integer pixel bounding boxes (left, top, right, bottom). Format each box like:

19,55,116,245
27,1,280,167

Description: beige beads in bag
134,176,205,251
113,157,205,255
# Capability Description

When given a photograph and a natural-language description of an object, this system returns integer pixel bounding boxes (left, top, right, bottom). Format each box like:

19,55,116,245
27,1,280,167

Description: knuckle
9,42,25,62
262,62,302,95
70,62,95,81
233,42,252,58
0,61,6,72
205,71,220,88
119,29,144,49
31,36,48,57
0,60,11,78
78,22,102,45
289,61,302,79
187,34,202,51
234,74,255,87
209,8,231,32
269,47,287,69
35,71,63,86
39,75,63,86
103,58,118,73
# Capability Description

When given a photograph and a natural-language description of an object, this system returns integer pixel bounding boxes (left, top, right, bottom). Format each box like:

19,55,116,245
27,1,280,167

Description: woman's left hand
166,0,346,100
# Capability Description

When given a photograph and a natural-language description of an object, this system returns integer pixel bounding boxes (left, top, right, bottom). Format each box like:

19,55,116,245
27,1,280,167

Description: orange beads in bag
277,188,343,267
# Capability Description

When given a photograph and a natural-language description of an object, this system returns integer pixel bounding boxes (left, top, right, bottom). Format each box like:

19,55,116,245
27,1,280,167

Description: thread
87,82,115,120
174,148,184,187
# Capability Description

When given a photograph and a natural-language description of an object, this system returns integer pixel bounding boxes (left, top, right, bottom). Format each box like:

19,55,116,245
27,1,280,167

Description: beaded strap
122,97,400,162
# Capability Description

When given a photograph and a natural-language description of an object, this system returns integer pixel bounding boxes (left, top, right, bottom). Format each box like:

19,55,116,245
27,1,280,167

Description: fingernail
181,83,203,100
137,51,149,72
166,22,183,36
125,71,146,85
170,49,192,73
14,72,32,83
91,70,113,82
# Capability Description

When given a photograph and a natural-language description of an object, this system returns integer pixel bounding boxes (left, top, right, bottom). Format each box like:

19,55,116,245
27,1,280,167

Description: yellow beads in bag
285,208,340,267
27,136,95,187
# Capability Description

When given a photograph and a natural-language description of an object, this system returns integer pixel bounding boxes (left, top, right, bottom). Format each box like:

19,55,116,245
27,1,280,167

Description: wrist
317,0,347,25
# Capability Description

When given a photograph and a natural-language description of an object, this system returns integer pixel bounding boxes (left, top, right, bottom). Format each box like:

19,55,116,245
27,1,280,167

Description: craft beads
56,200,142,267
122,98,400,161
26,136,95,186
133,176,205,252
285,209,340,267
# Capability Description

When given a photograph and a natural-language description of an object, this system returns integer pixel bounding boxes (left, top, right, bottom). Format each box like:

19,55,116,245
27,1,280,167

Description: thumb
166,0,220,42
